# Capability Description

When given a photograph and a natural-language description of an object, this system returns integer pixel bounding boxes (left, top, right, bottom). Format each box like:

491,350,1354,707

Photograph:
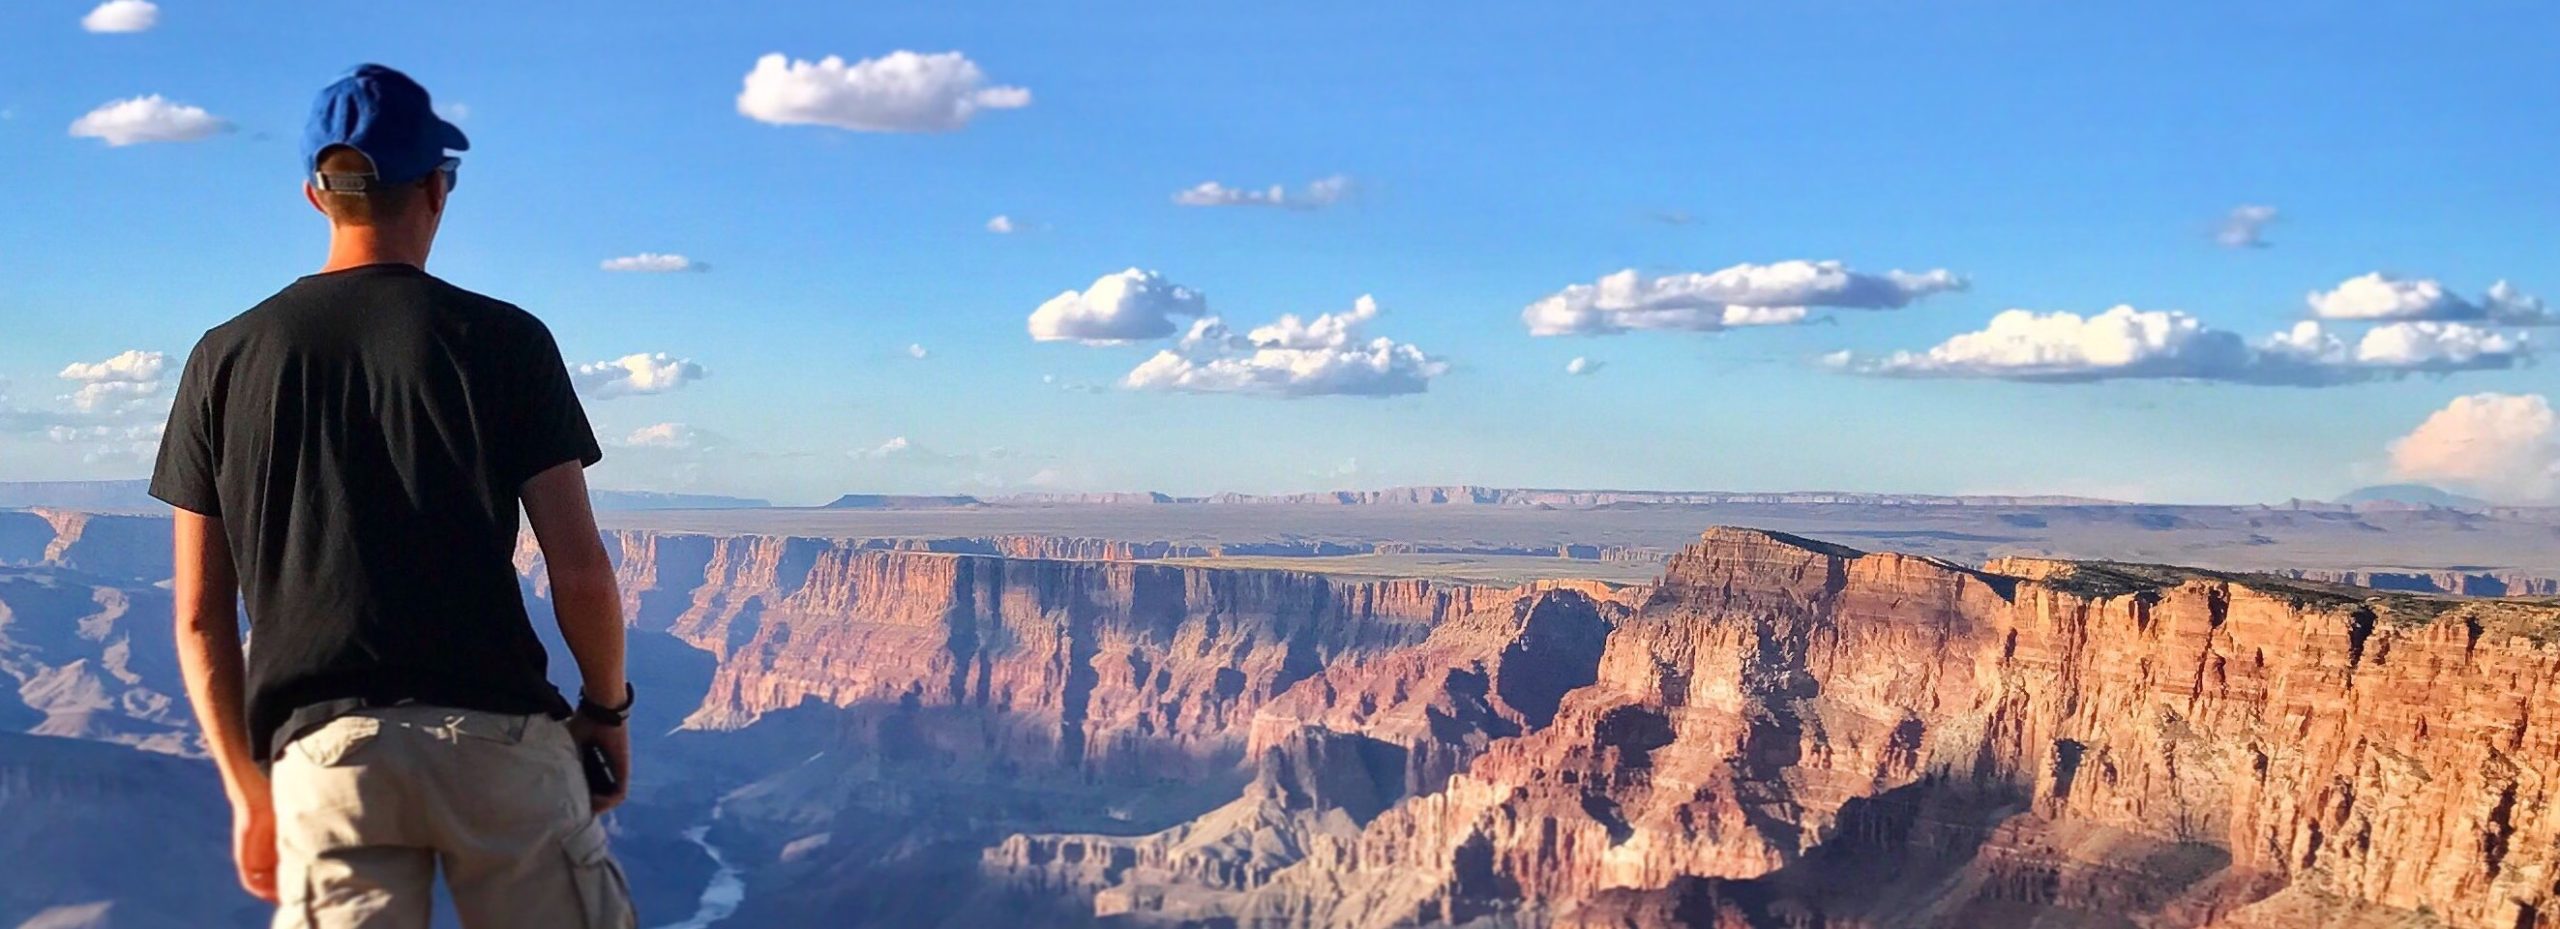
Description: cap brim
437,118,470,153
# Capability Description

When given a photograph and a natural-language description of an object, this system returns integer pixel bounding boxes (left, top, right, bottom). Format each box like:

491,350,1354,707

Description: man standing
151,64,638,928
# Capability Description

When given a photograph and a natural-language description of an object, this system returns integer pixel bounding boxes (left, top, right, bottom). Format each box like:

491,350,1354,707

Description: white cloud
623,423,701,449
737,51,1029,133
2216,204,2276,249
1123,295,1447,397
906,343,929,360
1173,175,1350,210
1565,356,1602,376
1524,260,1966,336
61,380,161,414
81,0,156,33
59,349,165,384
2305,273,2551,325
69,95,228,146
856,436,915,460
57,350,166,414
2483,280,2552,325
1838,306,2525,385
600,253,703,273
435,102,471,122
2307,273,2474,321
572,353,706,397
1027,268,1209,343
986,215,1017,234
2267,320,2523,371
2389,393,2559,502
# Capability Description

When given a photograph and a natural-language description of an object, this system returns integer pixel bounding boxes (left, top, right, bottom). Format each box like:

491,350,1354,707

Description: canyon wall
528,530,1617,783
994,528,2560,929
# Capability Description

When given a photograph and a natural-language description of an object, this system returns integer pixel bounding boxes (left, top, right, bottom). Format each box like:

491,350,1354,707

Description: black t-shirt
149,263,602,761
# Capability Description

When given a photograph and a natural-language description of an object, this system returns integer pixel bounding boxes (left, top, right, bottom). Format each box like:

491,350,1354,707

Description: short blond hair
312,146,429,226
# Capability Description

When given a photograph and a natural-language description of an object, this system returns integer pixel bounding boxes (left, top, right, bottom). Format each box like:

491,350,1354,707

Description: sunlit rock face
985,528,2560,929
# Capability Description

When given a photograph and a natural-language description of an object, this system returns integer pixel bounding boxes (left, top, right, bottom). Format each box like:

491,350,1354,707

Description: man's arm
172,509,277,902
521,460,630,810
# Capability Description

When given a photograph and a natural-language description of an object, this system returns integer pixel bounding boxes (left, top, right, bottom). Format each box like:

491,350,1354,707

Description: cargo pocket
291,716,383,767
562,817,637,929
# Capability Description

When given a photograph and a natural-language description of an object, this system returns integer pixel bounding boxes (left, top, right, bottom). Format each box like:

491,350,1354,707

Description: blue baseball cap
300,64,468,187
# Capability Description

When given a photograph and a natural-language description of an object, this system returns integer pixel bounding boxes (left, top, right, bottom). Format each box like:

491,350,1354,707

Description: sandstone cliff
1004,527,2560,929
528,530,1605,782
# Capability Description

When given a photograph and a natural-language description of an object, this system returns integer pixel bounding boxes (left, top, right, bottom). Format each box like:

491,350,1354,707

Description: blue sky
3,1,2557,504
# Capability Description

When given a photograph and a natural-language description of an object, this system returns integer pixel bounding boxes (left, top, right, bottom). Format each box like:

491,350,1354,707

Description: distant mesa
2334,483,2490,510
815,485,2128,509
824,493,986,510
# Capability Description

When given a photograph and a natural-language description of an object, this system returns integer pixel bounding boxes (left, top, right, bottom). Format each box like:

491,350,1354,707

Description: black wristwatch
576,683,635,727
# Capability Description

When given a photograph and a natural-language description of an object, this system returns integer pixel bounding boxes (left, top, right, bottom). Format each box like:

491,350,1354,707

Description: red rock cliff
1062,527,2560,929
538,530,1577,781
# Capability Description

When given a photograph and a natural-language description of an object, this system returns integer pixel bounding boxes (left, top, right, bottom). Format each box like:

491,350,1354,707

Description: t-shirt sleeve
147,341,223,517
500,320,605,489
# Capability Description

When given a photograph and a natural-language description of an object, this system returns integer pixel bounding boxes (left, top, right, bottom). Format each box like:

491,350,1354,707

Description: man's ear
421,173,449,216
303,182,329,216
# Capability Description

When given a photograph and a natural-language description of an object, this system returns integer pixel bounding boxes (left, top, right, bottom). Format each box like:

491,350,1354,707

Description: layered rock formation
2272,567,2560,598
535,532,1634,927
994,528,2560,929
547,531,1613,782
0,566,194,753
989,587,1635,919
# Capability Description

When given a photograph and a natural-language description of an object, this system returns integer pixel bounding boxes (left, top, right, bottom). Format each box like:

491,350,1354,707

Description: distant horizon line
0,477,2526,512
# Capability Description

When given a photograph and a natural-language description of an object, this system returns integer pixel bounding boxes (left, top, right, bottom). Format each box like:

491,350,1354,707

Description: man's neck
320,226,433,274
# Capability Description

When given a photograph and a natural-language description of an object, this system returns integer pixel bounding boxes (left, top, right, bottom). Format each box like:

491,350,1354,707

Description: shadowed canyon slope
979,529,2560,928
6,510,2560,928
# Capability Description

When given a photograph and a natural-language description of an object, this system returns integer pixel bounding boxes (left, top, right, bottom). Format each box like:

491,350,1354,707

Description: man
151,64,639,929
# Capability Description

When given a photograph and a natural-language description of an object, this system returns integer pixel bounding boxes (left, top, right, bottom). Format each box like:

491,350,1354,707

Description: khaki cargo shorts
268,705,636,929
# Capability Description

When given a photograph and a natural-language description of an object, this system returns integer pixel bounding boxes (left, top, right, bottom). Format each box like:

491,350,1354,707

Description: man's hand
233,796,279,902
568,718,632,814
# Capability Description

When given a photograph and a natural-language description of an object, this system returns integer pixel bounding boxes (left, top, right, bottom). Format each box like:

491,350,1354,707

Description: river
648,823,746,929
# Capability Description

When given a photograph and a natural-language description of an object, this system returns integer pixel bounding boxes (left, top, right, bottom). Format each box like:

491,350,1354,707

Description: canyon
4,504,2559,928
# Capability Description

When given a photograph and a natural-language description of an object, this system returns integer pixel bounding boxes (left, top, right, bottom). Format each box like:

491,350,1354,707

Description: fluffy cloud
1027,268,1209,343
623,423,701,449
2216,205,2276,249
2261,320,2524,371
70,95,229,146
1173,175,1351,210
1123,295,1447,397
2388,393,2558,502
2306,273,2551,325
1837,306,2524,385
986,215,1017,234
58,350,166,413
737,51,1029,133
1565,357,1602,376
572,354,706,397
856,436,915,460
2485,281,2551,324
600,253,704,273
81,0,157,33
59,349,165,384
1524,260,1966,336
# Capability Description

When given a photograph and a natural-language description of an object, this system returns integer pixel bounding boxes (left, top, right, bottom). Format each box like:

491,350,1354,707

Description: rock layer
1019,528,2560,929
